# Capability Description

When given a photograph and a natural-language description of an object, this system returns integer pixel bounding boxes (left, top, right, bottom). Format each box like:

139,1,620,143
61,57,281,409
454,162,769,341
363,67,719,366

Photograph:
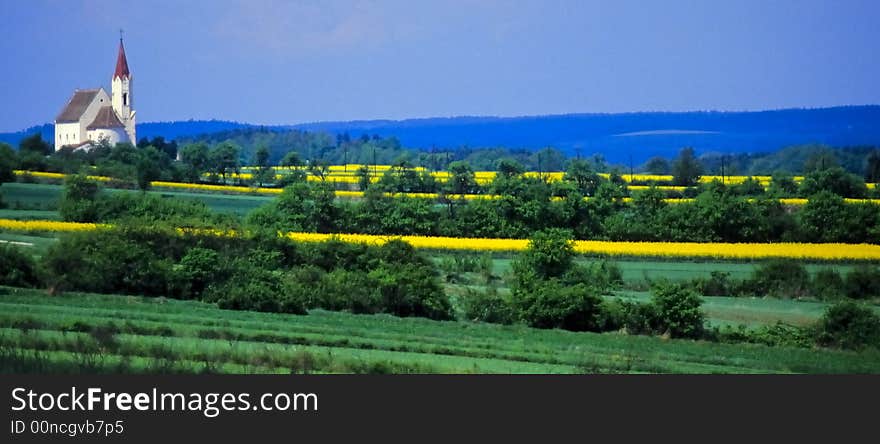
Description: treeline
243,166,880,243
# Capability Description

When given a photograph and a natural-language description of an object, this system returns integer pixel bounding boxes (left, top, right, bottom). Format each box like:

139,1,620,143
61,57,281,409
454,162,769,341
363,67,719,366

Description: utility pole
721,155,725,184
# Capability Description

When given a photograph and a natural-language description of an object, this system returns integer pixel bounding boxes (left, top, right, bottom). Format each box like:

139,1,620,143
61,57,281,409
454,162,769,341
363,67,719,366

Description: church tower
111,36,136,143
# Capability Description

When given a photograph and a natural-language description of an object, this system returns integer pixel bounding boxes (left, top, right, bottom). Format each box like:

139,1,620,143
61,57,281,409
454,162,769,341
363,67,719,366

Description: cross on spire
119,28,124,41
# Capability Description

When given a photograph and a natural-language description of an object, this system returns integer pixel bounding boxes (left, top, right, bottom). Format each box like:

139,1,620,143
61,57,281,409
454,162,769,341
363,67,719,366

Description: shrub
42,230,174,296
649,282,705,339
811,269,845,301
0,244,41,287
206,261,307,315
744,260,810,298
368,264,452,320
514,229,575,280
173,248,222,299
458,286,516,325
816,301,880,349
844,265,880,300
694,271,735,296
512,280,606,331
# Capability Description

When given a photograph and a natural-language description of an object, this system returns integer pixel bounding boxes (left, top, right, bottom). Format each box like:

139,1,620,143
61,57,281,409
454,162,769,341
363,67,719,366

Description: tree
447,161,478,194
650,282,705,339
803,148,839,173
178,142,211,182
210,141,240,181
0,142,17,184
513,228,575,281
252,145,274,186
496,158,525,178
816,301,880,349
135,147,162,191
671,147,702,187
644,156,671,175
59,174,102,222
281,151,302,169
563,159,602,196
866,150,880,183
799,166,867,198
355,165,372,190
19,133,52,156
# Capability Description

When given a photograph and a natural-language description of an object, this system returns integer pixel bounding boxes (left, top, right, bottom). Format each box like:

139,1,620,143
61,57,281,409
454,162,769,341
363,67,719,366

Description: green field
1,182,272,216
1,287,878,374
486,257,858,282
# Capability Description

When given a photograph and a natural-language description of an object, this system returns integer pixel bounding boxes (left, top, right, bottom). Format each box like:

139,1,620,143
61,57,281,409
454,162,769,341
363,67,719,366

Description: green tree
816,301,880,349
252,145,274,186
563,158,603,196
799,166,867,198
866,150,880,183
671,147,703,187
178,142,211,182
210,141,240,181
446,161,478,194
19,133,52,156
650,282,705,339
281,151,302,169
513,228,575,281
135,147,163,191
644,156,671,175
59,174,102,222
0,142,17,184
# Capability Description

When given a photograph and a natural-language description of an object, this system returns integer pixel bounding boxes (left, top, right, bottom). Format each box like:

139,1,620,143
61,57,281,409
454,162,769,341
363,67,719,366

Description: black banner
2,375,876,442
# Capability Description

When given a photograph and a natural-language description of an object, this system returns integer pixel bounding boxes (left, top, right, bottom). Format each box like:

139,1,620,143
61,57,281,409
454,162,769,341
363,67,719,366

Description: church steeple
113,35,130,80
111,32,135,143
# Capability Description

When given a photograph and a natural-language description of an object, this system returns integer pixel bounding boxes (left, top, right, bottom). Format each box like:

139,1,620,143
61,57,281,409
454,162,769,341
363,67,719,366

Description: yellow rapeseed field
4,218,880,260
0,219,107,232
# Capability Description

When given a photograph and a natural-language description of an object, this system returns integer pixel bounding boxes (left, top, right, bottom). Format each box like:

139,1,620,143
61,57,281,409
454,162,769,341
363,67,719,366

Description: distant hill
288,106,880,164
3,106,879,164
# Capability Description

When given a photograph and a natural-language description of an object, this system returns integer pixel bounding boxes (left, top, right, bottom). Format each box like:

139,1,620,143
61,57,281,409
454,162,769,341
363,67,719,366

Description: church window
123,93,128,106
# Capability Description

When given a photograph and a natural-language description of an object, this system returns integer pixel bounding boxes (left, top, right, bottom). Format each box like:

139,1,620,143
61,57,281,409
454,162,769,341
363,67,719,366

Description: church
54,37,136,150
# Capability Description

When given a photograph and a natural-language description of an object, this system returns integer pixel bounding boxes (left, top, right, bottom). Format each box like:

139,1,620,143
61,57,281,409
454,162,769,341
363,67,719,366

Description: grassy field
1,286,878,374
609,291,880,328
0,182,272,216
487,257,858,282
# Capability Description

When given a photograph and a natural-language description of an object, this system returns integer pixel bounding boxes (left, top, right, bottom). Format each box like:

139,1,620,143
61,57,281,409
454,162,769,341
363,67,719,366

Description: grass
1,286,878,374
489,257,858,282
609,290,880,328
0,182,272,216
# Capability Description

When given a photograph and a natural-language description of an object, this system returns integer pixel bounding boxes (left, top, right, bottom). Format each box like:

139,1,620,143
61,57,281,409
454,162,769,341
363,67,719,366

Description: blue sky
1,0,878,132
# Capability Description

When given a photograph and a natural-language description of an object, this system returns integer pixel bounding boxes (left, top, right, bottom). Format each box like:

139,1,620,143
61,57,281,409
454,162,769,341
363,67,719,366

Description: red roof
113,39,130,80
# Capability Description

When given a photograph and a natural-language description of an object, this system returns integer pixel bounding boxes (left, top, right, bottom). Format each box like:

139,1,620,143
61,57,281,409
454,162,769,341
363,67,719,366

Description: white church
54,37,136,150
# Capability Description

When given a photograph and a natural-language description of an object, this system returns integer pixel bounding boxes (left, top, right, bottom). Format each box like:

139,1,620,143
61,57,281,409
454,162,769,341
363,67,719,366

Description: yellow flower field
13,169,880,204
3,218,880,260
0,219,107,232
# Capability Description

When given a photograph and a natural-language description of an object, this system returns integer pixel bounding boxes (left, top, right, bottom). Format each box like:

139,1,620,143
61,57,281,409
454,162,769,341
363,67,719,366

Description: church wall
54,122,81,150
87,128,127,146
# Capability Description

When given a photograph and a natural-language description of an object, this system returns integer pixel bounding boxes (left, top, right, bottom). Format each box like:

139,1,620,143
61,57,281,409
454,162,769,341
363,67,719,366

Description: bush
514,229,575,280
458,286,516,325
173,248,222,299
744,260,810,298
368,264,452,320
812,269,845,301
816,301,880,349
844,265,880,300
42,230,174,296
205,260,307,315
512,280,606,331
694,271,735,296
0,244,41,287
649,282,705,339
